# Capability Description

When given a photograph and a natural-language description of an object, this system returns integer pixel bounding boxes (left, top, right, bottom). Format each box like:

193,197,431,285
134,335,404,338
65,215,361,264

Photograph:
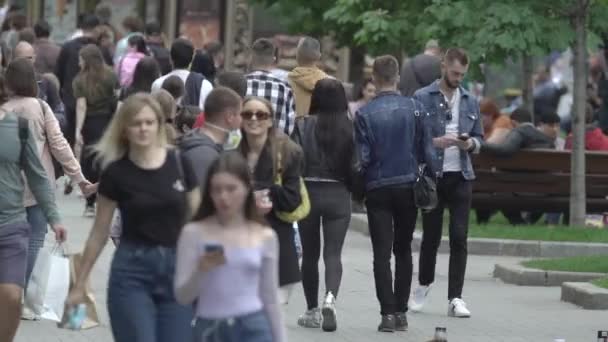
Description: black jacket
247,135,303,286
481,123,555,157
148,42,172,76
291,116,355,186
55,36,113,109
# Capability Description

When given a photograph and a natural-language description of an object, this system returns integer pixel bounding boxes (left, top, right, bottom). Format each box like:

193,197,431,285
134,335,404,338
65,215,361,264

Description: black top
98,149,197,247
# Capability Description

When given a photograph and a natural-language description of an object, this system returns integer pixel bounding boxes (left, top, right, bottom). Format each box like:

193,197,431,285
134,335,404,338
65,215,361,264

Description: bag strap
18,116,29,168
173,149,185,183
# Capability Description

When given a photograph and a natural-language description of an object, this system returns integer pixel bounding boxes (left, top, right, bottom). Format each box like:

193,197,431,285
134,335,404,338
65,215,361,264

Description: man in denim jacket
409,48,483,318
354,55,436,332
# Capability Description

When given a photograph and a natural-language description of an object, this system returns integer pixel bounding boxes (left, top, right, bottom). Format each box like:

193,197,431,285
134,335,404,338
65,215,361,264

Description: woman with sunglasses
239,97,303,304
291,78,356,332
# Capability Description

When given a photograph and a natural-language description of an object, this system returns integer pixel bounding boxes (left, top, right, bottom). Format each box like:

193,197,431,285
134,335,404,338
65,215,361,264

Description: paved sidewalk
15,190,607,342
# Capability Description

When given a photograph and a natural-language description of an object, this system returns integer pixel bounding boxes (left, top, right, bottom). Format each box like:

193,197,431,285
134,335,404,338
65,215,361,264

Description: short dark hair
538,112,561,125
95,3,112,24
122,16,144,33
216,71,247,98
250,38,276,67
444,48,469,66
145,22,161,36
372,55,399,85
81,14,99,31
6,58,37,97
511,108,532,124
161,75,185,100
204,87,242,123
34,20,51,38
18,28,35,44
175,105,200,133
170,38,194,69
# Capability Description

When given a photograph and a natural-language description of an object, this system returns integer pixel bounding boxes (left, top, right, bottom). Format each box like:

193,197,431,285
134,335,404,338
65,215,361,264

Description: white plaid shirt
246,70,296,135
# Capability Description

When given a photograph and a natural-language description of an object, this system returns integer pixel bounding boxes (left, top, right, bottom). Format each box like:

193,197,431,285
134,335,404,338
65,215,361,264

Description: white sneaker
448,298,471,318
21,306,40,321
408,285,431,312
321,292,337,332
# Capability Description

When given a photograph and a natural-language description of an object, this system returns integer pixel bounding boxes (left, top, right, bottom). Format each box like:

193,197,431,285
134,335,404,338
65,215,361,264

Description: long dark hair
308,78,354,179
128,34,148,54
129,57,160,93
191,50,216,82
76,44,114,100
195,152,262,223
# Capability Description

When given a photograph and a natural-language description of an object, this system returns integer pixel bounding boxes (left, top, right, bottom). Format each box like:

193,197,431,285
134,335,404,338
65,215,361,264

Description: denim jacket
354,91,437,191
413,81,483,180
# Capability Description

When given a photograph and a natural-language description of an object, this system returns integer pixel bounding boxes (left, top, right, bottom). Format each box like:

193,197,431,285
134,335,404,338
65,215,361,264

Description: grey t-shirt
0,113,60,226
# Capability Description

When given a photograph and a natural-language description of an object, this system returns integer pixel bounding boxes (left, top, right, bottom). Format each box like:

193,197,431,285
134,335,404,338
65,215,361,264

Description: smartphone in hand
458,134,470,141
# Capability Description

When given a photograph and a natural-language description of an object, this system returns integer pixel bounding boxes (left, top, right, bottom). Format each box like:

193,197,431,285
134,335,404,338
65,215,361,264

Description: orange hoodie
288,66,328,116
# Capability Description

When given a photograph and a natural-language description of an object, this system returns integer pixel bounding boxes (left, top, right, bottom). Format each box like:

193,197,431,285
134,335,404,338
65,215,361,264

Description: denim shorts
0,222,30,287
194,310,272,342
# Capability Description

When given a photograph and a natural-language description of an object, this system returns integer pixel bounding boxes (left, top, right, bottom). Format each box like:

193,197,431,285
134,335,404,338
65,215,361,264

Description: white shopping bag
25,244,70,322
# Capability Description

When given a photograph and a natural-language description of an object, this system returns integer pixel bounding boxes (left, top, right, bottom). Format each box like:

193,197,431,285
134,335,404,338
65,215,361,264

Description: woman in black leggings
292,78,355,332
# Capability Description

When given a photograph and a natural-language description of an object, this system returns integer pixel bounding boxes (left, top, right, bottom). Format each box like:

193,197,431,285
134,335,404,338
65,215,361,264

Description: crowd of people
0,3,603,342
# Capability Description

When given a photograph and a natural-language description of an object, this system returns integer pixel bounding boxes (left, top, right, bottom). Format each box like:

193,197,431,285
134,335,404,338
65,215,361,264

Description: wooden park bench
471,149,608,212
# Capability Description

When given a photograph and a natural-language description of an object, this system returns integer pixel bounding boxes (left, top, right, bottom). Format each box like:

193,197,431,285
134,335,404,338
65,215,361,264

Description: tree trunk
521,55,535,121
569,2,588,227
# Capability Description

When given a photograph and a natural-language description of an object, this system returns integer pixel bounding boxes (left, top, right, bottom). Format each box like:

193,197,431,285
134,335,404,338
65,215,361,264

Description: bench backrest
472,149,608,198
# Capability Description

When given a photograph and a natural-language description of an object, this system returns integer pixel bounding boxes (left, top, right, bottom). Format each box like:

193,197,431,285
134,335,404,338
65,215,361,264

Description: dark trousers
81,115,112,207
299,182,351,310
420,172,472,300
365,185,417,315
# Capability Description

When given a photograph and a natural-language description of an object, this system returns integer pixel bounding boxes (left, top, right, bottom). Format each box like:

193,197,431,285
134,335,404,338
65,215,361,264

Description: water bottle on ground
433,327,447,341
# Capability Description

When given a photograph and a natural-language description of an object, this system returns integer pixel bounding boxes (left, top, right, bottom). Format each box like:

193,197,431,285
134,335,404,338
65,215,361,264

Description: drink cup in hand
254,189,273,214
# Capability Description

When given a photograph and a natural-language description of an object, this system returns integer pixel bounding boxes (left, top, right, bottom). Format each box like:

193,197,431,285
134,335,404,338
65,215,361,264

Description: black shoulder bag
411,99,438,211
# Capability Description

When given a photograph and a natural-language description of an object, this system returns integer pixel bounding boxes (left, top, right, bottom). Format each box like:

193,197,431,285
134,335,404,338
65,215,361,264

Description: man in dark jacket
145,22,171,75
179,87,243,188
399,40,442,97
54,14,111,147
354,55,436,333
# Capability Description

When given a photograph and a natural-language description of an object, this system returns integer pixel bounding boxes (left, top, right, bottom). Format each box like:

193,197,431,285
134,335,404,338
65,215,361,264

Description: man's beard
444,76,459,89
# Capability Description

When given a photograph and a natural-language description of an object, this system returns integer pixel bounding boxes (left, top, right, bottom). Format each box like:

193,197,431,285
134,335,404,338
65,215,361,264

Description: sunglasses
241,110,271,121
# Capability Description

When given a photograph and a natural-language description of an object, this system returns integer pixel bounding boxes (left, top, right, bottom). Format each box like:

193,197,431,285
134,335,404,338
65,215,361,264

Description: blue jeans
107,241,194,342
25,205,48,288
193,311,272,342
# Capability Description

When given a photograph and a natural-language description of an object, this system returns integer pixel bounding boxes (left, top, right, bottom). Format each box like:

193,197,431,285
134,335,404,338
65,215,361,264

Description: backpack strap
18,117,29,168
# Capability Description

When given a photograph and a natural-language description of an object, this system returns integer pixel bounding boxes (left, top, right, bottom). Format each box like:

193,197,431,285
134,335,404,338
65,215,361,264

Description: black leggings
299,181,351,310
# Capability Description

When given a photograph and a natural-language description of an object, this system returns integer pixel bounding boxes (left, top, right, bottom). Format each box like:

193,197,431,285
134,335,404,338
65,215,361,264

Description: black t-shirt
98,149,197,246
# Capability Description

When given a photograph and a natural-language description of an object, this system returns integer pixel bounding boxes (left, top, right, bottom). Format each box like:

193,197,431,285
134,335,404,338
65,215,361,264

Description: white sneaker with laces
408,284,431,312
321,292,337,332
448,298,471,318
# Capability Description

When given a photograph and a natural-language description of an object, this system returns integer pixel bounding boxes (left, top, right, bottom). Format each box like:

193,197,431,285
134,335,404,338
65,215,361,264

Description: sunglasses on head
241,110,271,121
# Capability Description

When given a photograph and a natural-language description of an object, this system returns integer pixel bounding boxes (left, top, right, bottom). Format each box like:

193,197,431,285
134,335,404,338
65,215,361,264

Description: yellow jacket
288,66,328,117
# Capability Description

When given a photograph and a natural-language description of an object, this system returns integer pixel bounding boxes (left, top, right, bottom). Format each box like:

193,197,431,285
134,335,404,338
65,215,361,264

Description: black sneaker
395,312,408,331
377,314,395,332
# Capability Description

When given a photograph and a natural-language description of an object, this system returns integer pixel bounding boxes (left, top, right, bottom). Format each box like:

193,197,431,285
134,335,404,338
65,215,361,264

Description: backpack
117,52,145,88
18,116,29,168
182,72,205,108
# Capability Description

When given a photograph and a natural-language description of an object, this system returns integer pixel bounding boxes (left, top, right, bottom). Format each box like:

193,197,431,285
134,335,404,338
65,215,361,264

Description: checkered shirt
246,70,296,135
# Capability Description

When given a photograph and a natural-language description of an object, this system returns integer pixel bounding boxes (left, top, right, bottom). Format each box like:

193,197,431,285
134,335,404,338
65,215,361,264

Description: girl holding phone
174,152,286,342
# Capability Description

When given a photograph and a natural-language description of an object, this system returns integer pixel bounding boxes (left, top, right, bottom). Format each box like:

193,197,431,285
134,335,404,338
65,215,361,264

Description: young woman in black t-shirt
66,93,201,342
